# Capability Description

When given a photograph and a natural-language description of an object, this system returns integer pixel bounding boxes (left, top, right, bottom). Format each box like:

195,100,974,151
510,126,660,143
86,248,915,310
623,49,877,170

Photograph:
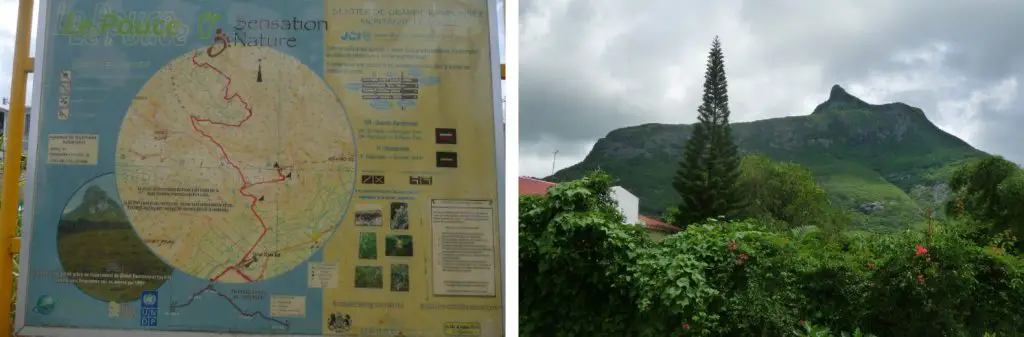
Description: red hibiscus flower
735,252,749,265
915,245,928,257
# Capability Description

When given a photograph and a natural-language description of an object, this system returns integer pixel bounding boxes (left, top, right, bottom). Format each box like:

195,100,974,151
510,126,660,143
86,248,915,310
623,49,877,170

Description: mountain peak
829,84,851,99
813,84,871,114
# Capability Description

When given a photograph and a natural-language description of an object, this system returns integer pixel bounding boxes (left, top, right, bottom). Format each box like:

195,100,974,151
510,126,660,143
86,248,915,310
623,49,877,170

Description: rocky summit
547,85,986,231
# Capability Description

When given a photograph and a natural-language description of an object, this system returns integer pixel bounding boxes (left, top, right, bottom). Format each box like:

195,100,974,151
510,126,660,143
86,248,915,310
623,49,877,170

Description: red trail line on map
188,51,286,282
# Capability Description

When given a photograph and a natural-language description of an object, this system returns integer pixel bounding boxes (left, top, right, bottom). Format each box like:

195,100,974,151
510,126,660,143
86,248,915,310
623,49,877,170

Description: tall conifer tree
672,36,743,227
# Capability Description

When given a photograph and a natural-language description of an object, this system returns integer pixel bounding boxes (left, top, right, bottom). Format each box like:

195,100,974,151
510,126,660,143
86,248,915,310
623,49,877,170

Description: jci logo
341,31,371,42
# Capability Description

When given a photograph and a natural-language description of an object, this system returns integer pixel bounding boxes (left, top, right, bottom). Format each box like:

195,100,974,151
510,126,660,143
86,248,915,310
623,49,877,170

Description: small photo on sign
358,232,377,260
360,174,384,185
354,266,383,289
384,234,413,257
409,175,433,185
354,204,383,226
390,202,409,230
390,264,409,292
435,151,458,168
435,128,457,144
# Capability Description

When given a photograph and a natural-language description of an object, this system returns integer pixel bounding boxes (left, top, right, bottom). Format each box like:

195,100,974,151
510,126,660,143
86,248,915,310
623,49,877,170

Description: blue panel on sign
140,291,158,327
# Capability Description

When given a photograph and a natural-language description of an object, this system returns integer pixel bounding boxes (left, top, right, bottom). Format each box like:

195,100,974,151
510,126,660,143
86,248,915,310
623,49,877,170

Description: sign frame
14,0,507,335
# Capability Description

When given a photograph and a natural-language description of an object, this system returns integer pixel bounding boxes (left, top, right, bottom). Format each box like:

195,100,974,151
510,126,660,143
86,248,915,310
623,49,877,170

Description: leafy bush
946,155,1024,248
520,171,1024,337
736,154,840,231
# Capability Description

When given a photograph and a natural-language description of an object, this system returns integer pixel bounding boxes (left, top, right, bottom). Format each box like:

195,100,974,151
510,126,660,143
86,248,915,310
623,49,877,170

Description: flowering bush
520,172,1024,337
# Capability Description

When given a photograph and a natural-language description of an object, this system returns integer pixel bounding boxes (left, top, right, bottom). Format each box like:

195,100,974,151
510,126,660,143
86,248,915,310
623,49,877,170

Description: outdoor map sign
16,0,504,336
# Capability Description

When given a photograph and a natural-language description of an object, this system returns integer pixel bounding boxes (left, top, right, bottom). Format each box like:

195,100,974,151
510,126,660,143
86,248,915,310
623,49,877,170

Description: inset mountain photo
56,173,173,303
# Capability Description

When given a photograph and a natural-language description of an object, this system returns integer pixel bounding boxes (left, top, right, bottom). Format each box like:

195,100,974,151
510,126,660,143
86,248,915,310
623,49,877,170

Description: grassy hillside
548,85,987,231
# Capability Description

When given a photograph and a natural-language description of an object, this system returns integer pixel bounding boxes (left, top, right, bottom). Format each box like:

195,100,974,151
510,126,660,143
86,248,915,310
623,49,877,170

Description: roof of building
638,215,679,233
518,176,680,233
519,176,557,195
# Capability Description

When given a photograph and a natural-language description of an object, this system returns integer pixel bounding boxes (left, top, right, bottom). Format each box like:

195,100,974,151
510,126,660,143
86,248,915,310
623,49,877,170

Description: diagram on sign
114,45,357,327
344,68,440,111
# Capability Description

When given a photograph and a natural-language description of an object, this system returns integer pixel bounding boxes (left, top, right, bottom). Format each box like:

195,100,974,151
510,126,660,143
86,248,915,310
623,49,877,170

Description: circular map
115,46,356,283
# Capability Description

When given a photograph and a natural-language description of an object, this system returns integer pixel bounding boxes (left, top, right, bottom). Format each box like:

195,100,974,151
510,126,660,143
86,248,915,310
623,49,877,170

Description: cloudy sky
0,0,40,109
520,0,1024,177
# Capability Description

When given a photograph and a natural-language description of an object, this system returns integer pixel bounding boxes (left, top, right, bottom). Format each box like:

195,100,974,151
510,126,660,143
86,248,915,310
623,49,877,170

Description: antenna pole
551,150,558,175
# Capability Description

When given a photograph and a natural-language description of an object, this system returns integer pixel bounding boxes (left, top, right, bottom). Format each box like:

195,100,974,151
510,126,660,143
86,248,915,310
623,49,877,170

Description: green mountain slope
548,85,987,231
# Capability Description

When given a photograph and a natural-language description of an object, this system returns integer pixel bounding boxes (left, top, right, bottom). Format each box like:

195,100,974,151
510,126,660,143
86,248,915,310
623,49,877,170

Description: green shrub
520,171,1024,337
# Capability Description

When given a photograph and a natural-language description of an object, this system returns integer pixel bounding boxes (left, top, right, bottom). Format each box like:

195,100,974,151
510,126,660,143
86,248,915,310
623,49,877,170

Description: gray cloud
519,0,1024,177
0,0,41,114
0,31,14,99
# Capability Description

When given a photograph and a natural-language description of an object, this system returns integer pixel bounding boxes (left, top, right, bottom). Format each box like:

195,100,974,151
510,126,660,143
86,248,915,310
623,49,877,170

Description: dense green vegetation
1,134,26,329
520,171,1024,337
354,266,383,289
945,156,1024,247
358,232,378,259
672,36,744,226
56,228,172,302
384,234,413,257
728,154,849,235
548,85,985,231
390,264,409,292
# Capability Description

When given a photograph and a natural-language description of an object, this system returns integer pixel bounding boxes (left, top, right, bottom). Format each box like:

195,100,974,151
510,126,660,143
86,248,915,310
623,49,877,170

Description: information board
16,0,504,336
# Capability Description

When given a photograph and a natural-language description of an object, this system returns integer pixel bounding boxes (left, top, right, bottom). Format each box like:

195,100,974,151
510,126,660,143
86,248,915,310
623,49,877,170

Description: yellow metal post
1,0,36,334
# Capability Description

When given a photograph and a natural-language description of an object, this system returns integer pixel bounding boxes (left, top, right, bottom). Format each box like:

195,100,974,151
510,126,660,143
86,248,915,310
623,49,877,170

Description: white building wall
610,186,639,225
